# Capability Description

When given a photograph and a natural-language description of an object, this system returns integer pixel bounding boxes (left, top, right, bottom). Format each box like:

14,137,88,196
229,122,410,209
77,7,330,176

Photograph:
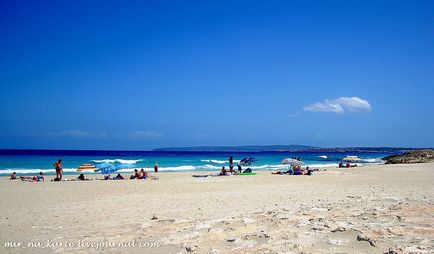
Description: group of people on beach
131,168,148,179
272,165,316,175
9,159,160,182
10,171,45,182
9,156,319,181
103,168,158,181
218,156,253,175
338,162,357,168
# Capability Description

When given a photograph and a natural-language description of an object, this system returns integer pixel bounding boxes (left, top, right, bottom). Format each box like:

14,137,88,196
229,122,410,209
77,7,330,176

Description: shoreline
0,162,430,181
1,163,433,253
0,162,382,177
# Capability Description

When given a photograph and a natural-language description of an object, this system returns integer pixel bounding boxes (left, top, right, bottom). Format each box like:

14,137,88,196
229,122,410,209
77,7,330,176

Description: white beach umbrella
280,158,305,166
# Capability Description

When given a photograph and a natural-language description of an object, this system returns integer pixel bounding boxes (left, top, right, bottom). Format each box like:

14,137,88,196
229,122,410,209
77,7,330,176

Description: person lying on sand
76,174,92,181
98,174,124,180
21,172,44,182
242,168,252,174
113,173,124,180
271,171,286,175
20,176,37,182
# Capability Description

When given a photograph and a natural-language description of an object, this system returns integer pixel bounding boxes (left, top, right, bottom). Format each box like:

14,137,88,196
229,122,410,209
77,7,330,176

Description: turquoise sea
0,149,396,176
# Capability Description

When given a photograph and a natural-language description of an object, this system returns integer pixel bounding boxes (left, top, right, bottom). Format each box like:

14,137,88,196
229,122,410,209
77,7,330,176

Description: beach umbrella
96,162,134,175
239,157,257,166
342,156,362,162
280,158,305,166
96,163,118,175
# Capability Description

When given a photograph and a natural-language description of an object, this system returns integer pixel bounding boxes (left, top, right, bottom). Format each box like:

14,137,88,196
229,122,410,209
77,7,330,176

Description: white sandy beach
0,163,433,253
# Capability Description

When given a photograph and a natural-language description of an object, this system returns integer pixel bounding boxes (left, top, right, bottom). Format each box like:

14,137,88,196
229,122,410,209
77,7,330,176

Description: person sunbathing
140,169,148,179
20,172,44,182
20,176,36,182
10,172,17,180
219,166,227,175
113,173,124,180
36,172,44,182
130,169,141,179
242,168,252,173
77,174,86,181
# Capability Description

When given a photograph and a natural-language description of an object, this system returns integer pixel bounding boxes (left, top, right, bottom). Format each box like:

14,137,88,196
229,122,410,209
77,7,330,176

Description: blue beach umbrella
96,162,134,175
96,163,118,175
239,157,257,166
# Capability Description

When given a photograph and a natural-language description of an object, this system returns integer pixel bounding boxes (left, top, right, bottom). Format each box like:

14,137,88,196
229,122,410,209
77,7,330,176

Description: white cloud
303,96,372,113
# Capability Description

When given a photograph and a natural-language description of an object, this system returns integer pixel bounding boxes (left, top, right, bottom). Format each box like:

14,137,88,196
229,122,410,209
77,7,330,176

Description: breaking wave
200,159,241,164
0,168,78,174
91,159,143,164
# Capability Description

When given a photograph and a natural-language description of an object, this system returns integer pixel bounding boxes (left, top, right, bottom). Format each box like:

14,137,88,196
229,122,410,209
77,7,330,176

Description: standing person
229,156,234,172
154,162,159,173
53,159,62,180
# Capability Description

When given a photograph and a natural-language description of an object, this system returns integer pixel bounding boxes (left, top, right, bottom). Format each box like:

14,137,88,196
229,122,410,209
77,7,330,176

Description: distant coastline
153,145,428,153
0,146,431,155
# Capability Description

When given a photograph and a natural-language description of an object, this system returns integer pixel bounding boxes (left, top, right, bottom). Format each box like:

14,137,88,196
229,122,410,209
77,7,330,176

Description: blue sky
0,0,433,150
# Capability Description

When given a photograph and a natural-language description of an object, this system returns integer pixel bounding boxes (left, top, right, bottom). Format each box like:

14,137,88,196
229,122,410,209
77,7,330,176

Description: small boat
77,163,97,172
319,155,327,159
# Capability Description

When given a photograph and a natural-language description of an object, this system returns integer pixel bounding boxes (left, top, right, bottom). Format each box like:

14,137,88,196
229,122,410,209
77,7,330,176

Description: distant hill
153,146,426,153
153,145,317,152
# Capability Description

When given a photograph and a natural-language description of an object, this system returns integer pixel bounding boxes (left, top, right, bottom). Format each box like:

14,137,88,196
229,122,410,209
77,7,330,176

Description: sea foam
92,159,143,164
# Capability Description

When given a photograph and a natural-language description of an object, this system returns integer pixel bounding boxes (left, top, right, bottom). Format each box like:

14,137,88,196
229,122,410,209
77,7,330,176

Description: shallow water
0,149,393,175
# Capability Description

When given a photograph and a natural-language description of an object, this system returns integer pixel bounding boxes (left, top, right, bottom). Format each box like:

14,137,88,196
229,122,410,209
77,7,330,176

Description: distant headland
153,145,428,153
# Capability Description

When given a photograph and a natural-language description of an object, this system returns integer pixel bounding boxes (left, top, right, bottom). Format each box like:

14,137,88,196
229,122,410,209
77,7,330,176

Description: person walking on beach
229,156,234,171
154,162,159,173
53,159,62,180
